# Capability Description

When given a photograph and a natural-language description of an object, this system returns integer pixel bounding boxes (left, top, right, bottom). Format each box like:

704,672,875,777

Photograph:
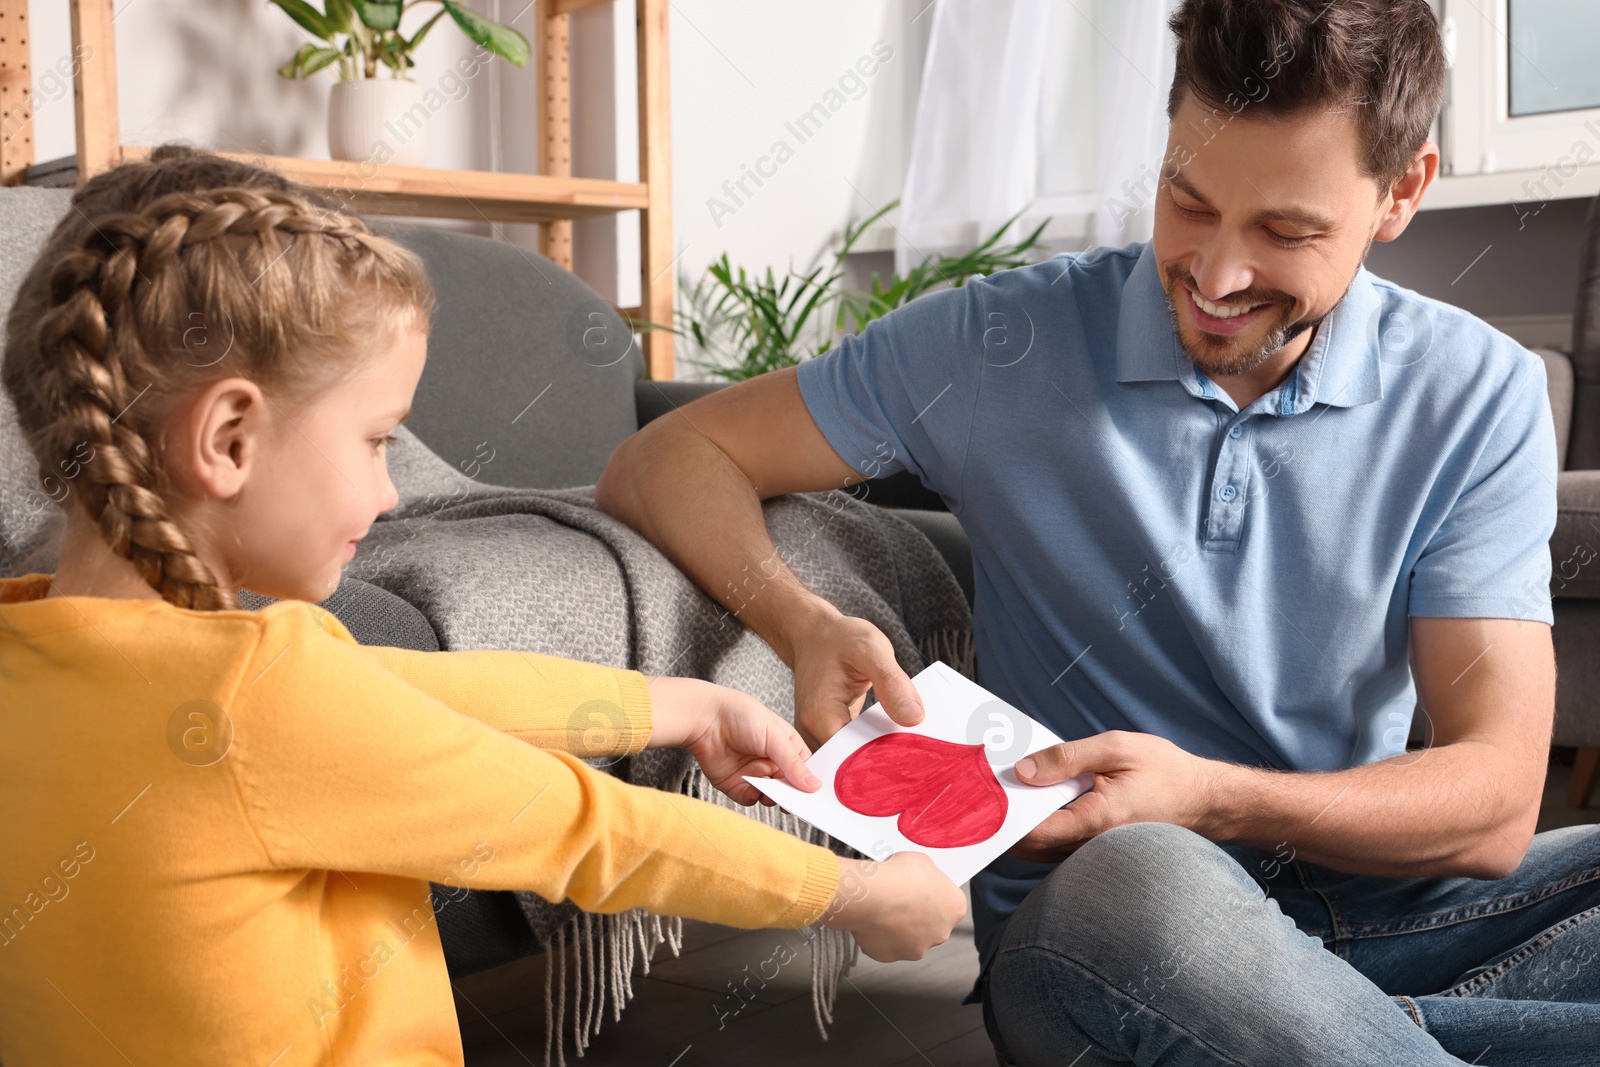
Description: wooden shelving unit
0,0,677,379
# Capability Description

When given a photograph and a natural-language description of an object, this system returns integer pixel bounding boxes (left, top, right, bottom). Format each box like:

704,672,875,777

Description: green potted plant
270,0,531,167
675,200,1048,381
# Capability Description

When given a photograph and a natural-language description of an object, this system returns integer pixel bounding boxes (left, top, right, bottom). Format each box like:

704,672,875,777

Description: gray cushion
0,392,64,578
0,189,74,578
238,576,441,651
1553,470,1600,600
1536,347,1575,471
1569,193,1600,470
374,221,644,489
1554,598,1600,748
0,188,72,316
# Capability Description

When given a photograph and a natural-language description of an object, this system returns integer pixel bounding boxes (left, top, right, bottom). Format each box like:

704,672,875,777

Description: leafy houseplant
270,0,530,81
269,0,530,165
675,200,1048,382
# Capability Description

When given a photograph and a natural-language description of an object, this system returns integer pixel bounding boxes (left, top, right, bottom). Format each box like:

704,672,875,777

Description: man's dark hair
1166,0,1447,187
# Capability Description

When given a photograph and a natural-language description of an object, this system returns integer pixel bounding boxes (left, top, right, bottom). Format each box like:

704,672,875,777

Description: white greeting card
745,660,1092,884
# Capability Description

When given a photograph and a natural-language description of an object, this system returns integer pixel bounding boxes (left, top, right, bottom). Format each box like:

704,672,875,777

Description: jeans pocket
1439,904,1600,1001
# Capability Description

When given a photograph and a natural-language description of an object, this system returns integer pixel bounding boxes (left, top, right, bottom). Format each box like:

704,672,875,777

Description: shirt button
1219,484,1238,502
1229,424,1243,438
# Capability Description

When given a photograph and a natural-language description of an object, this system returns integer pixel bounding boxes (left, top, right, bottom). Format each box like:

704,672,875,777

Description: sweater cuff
772,843,842,928
614,669,654,756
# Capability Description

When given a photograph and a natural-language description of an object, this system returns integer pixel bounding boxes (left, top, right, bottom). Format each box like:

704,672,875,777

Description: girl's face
169,325,428,605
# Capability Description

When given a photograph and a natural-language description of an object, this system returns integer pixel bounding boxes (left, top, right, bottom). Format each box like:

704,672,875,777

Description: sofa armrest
852,470,949,511
1553,470,1600,599
633,378,728,427
1531,346,1575,472
239,575,441,651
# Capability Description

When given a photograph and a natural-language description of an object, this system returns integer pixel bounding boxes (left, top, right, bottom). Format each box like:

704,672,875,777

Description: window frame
1443,0,1600,181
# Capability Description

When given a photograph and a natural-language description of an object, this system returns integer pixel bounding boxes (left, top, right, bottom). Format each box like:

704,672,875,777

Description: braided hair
1,145,435,610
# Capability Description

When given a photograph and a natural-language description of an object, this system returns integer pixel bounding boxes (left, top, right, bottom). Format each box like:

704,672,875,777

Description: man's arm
1013,615,1554,879
1212,615,1552,877
595,367,926,745
596,367,854,659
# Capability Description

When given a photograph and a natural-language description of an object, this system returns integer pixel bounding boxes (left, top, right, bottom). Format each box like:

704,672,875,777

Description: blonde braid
4,151,434,611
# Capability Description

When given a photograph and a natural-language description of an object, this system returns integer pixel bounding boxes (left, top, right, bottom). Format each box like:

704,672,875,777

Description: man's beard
1160,265,1333,378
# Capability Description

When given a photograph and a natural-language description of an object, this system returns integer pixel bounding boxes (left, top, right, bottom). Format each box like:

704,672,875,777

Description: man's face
1151,90,1392,378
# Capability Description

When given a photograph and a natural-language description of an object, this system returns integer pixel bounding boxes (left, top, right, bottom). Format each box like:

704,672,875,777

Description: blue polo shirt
794,240,1558,972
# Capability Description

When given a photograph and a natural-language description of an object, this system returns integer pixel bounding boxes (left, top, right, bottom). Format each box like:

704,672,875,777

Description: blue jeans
981,822,1600,1065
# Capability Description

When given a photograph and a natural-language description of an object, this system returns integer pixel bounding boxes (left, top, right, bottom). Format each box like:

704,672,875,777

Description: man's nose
1188,233,1256,302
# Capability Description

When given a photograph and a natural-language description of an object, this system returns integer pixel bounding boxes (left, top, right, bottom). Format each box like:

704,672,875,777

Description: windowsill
1422,166,1600,212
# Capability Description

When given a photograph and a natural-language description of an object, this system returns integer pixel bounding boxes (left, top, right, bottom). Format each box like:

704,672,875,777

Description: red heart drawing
833,733,1008,849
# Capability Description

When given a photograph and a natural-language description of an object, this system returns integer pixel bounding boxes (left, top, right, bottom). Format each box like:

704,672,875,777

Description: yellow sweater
0,574,840,1066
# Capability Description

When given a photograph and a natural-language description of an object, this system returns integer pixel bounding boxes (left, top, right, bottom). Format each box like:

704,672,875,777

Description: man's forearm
1202,740,1542,880
595,421,841,666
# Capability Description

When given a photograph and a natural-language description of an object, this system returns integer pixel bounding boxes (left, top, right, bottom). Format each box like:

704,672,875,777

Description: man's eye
373,434,398,449
1266,229,1314,249
1174,203,1210,220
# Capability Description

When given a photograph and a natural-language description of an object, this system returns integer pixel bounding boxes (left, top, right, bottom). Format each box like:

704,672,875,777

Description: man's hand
786,605,925,749
1008,731,1221,863
645,676,820,806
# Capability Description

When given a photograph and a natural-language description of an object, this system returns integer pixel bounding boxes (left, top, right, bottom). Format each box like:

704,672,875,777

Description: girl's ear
175,377,270,502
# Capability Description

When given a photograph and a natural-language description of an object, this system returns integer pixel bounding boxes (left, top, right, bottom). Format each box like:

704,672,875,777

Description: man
596,0,1600,1062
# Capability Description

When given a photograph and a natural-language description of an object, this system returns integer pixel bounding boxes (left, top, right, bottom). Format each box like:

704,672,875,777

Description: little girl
0,145,964,1066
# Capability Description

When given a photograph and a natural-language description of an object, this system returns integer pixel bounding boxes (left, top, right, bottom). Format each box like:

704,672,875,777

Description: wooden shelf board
116,147,650,223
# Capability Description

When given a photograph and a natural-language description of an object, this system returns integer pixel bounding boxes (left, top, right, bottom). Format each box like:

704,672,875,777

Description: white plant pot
327,78,430,168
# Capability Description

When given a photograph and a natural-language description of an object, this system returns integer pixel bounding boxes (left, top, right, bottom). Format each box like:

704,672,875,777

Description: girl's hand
644,676,821,805
820,853,966,962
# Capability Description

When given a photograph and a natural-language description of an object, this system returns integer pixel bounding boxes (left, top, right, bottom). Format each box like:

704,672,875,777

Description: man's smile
1184,286,1276,335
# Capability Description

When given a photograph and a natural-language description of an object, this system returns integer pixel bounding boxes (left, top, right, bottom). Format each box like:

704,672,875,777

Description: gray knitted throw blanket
355,426,975,1064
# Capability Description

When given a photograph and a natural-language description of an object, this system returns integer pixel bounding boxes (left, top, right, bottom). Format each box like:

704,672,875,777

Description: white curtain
896,0,1178,271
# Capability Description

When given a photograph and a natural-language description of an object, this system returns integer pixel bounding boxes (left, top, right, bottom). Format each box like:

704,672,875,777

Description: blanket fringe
680,765,863,1041
918,626,975,680
539,907,687,1067
532,767,863,1065
532,627,970,1064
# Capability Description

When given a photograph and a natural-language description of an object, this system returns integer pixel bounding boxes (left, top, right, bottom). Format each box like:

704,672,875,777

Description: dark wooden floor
457,749,1600,1067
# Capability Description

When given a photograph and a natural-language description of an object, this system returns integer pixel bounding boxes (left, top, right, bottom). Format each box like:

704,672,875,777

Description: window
1507,0,1600,117
1443,0,1600,181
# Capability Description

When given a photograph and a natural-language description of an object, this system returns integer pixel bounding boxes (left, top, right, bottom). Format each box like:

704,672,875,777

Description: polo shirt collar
1114,241,1383,413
